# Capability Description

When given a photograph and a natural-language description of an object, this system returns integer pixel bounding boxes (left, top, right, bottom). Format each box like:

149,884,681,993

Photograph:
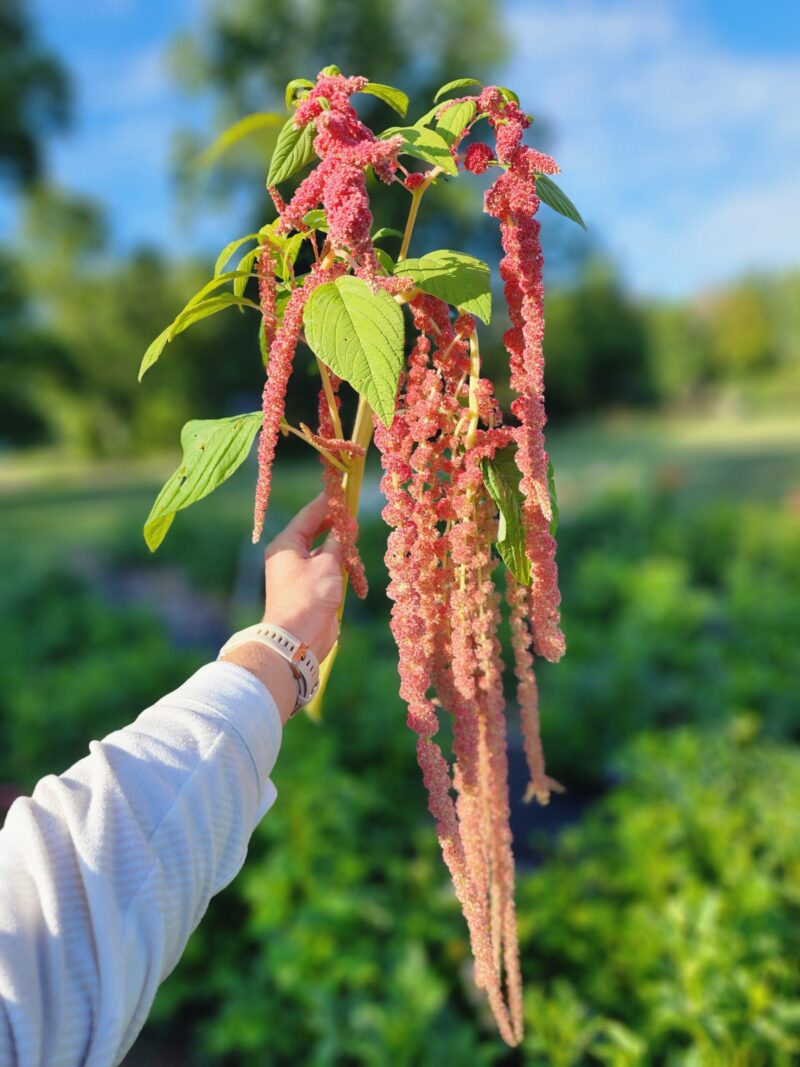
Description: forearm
220,642,298,724
0,661,282,1067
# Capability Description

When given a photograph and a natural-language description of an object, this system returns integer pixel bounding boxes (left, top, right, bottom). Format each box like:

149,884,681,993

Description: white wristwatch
218,623,320,715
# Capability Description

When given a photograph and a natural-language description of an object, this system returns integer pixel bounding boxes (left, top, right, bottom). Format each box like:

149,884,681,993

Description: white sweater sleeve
0,660,283,1067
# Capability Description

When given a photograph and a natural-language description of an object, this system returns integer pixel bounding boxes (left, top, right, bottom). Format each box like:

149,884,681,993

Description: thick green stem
316,357,344,440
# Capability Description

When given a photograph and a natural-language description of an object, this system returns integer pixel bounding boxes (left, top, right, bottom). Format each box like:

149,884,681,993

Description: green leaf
547,459,559,536
374,247,394,274
535,173,587,229
258,319,270,368
434,77,481,103
267,117,317,186
394,249,491,324
233,248,260,297
379,125,457,175
303,276,405,425
198,113,284,168
320,64,340,76
372,227,404,241
139,293,260,379
214,233,260,276
285,77,314,110
497,86,521,105
172,293,260,332
482,447,530,585
360,82,409,117
144,413,262,551
179,271,253,315
436,99,476,146
303,209,329,231
412,104,444,129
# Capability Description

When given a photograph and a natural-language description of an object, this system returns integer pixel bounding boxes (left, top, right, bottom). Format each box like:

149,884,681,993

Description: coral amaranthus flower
237,67,571,1047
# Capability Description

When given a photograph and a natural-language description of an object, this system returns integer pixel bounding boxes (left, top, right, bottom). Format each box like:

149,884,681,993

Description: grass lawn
1,409,798,570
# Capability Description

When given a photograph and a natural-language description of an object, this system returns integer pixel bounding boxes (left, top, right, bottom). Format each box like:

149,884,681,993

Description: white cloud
504,0,800,294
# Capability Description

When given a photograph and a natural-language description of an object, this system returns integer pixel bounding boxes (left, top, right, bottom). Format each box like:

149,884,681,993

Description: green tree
172,0,508,248
174,0,506,119
544,260,652,417
0,0,70,187
12,186,262,454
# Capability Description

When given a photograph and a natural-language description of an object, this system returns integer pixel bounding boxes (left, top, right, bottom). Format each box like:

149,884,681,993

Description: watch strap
218,623,320,714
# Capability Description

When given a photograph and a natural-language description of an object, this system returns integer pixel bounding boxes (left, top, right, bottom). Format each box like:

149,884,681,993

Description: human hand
262,492,344,662
220,494,343,723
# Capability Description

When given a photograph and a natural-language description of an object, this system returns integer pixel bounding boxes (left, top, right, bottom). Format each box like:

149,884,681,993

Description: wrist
220,642,298,726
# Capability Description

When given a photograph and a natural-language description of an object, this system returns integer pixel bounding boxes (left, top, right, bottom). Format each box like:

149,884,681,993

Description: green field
2,411,797,565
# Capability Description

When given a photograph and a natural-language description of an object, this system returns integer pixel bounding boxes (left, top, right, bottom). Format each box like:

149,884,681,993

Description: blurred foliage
0,0,70,188
539,489,800,788
0,553,202,790
543,260,652,417
1,186,267,454
644,271,800,408
3,476,799,1063
171,0,505,200
2,0,798,455
172,0,506,114
519,728,800,1066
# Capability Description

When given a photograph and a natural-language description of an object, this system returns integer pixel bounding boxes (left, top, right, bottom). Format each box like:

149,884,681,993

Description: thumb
318,531,344,562
271,493,330,556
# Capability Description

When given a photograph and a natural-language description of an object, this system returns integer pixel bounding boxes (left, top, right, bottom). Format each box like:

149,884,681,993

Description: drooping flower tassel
251,262,345,543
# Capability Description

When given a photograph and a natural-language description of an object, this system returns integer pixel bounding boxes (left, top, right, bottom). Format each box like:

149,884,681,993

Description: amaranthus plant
139,66,585,1046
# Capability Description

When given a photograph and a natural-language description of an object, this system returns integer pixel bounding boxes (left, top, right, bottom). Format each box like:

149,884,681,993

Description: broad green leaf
379,125,457,175
214,233,260,276
285,77,314,110
535,173,587,229
394,249,491,324
434,77,481,102
360,82,409,117
374,247,394,274
198,112,283,168
436,99,476,146
482,447,530,585
372,227,403,241
303,276,405,425
139,293,260,379
303,209,329,231
547,458,559,536
144,412,262,551
267,117,317,185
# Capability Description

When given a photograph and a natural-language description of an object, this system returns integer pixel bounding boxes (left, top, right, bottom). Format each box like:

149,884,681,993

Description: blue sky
12,0,800,297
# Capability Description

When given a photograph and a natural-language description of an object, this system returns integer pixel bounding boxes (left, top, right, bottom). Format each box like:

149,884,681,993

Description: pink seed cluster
479,86,566,663
275,72,403,282
375,293,528,1045
248,70,568,1048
